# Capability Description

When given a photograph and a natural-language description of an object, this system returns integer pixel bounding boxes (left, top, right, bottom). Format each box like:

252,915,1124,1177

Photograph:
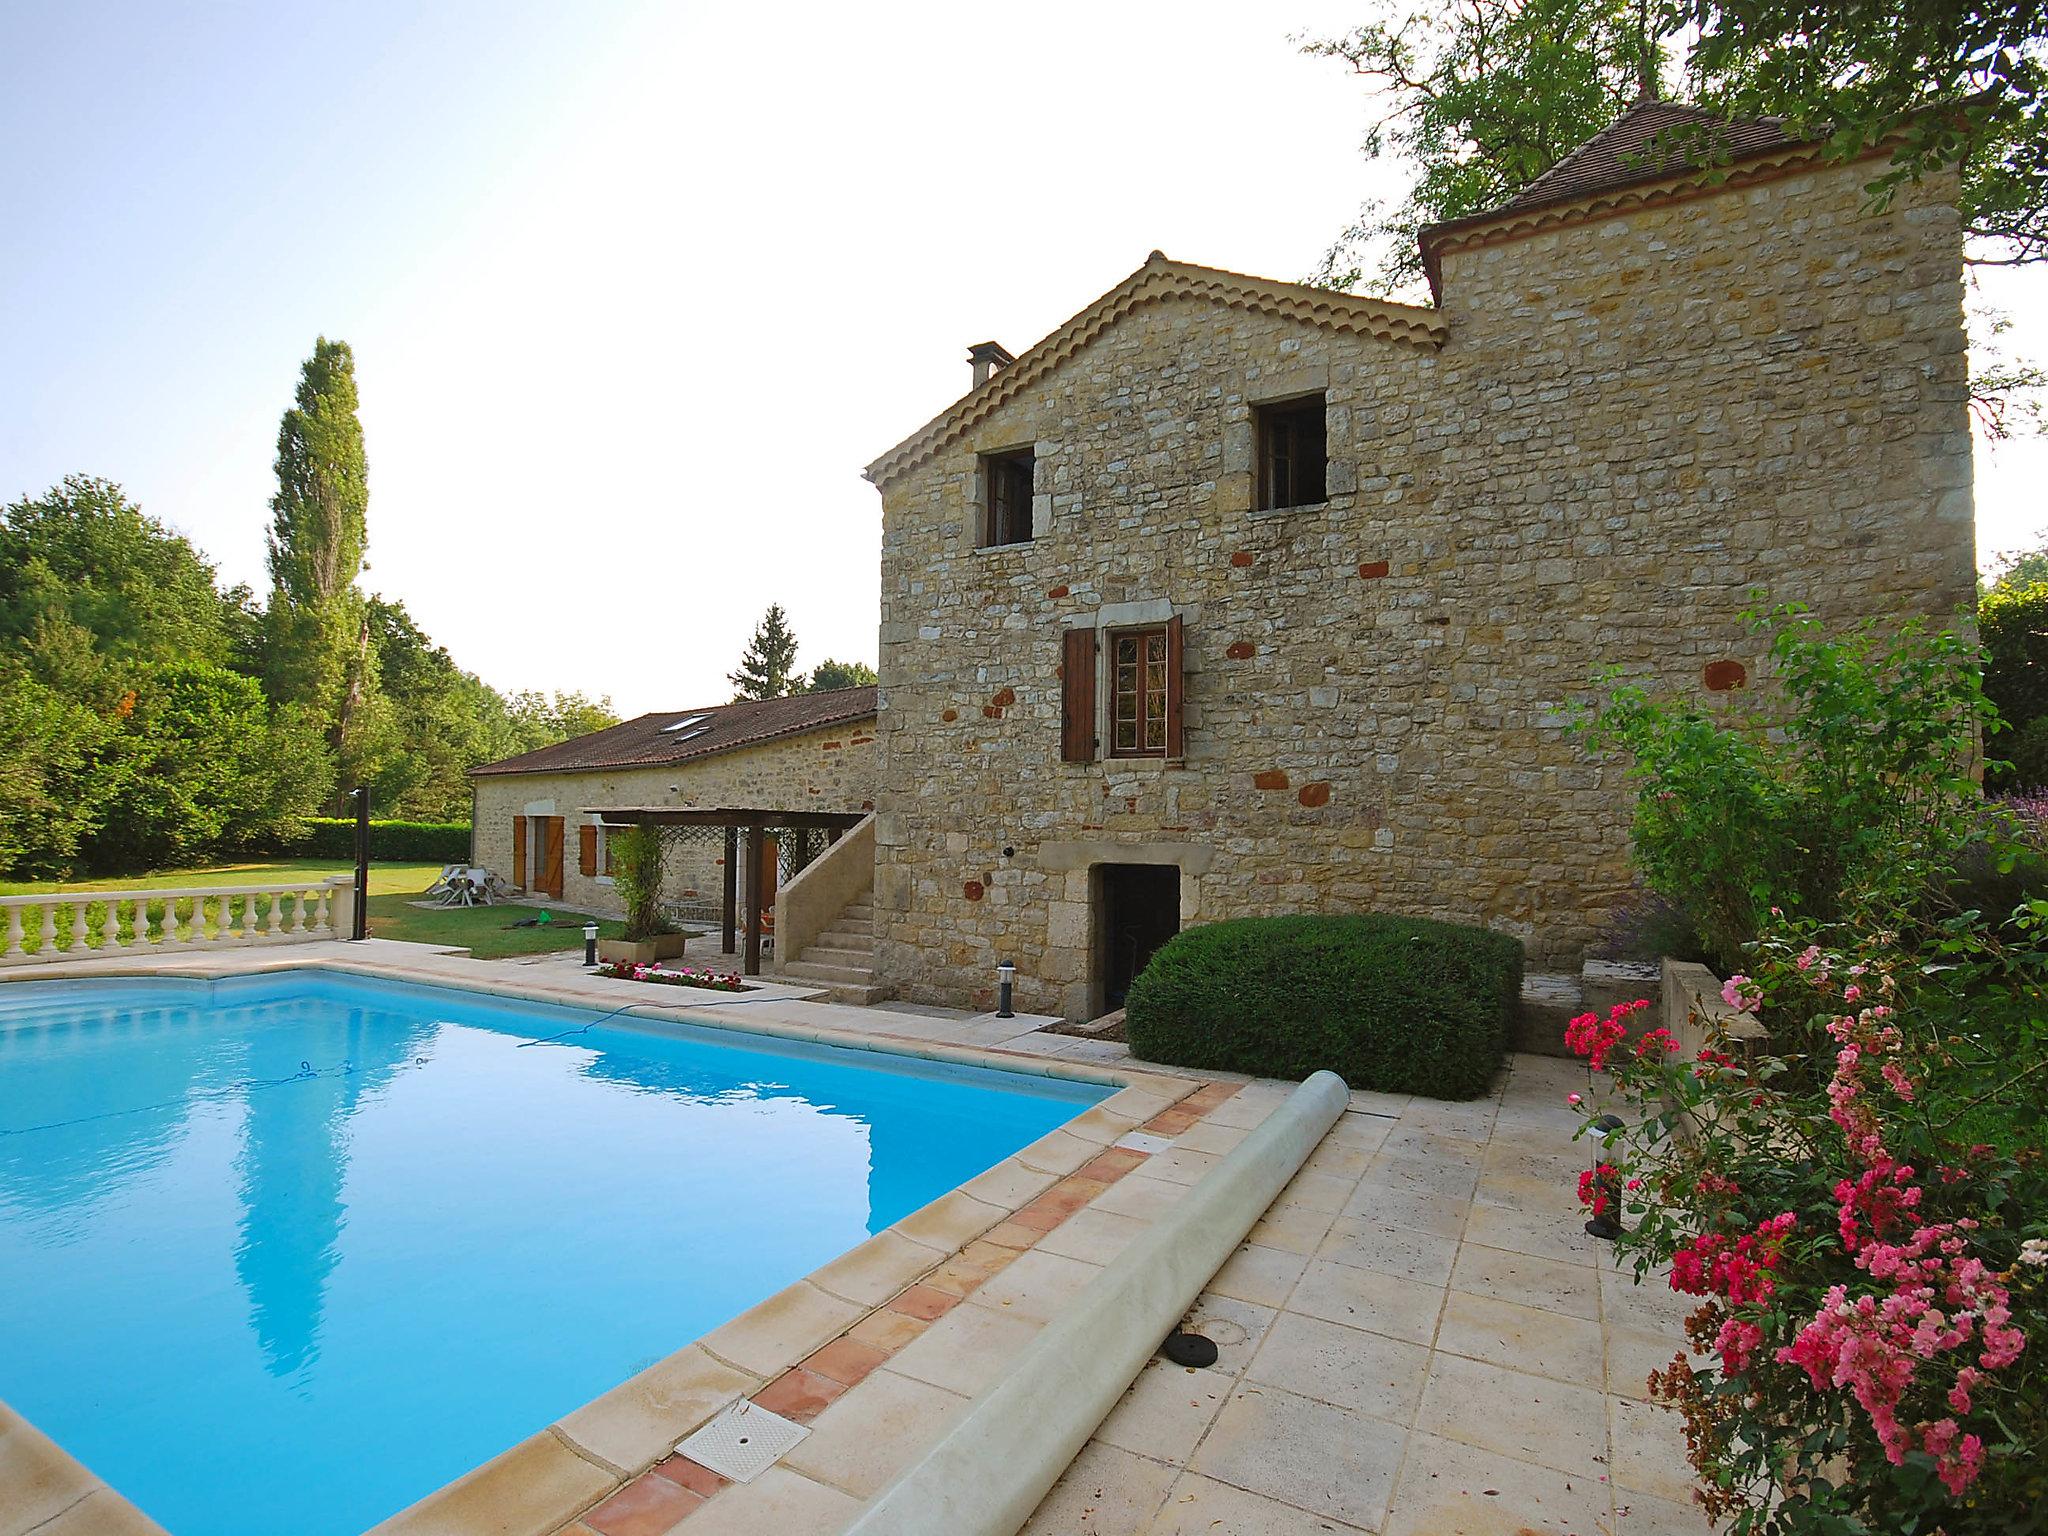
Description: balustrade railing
0,875,357,966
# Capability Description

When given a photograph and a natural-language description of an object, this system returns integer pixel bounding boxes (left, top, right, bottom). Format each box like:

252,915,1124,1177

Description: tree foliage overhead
806,658,877,692
729,604,803,700
1311,1,2048,290
1304,0,1651,292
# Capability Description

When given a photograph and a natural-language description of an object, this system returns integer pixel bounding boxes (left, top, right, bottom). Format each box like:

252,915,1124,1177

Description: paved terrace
5,942,1711,1536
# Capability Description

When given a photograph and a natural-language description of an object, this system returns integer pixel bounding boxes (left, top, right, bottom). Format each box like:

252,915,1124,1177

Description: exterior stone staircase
778,887,884,1004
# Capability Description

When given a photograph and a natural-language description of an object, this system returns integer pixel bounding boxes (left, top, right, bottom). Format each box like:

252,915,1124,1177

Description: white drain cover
1115,1130,1175,1154
675,1399,809,1483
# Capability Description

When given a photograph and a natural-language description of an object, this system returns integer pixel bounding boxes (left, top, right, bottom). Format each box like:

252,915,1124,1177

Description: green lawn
0,858,616,959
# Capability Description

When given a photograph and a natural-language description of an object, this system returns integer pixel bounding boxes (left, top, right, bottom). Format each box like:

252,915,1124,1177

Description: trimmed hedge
1123,913,1524,1100
284,818,473,863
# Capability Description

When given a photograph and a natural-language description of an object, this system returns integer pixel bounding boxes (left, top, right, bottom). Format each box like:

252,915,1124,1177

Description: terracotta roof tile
470,686,876,777
1494,97,1802,215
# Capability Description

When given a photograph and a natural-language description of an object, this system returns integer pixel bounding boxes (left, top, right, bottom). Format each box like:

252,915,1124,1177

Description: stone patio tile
1463,1202,1603,1268
891,1189,1008,1253
1382,1127,1489,1165
1341,1182,1469,1238
1201,1089,1291,1129
967,1247,1105,1324
1268,1168,1359,1215
1019,1440,1179,1535
845,1308,928,1353
1288,1259,1447,1348
1348,1089,1412,1118
554,1345,757,1485
1147,1472,1373,1535
581,1473,702,1536
698,1281,866,1379
1382,1429,1614,1536
780,1368,968,1499
1470,1166,1578,1212
1172,1119,1252,1156
647,1455,727,1497
886,1298,1045,1397
1017,1127,1113,1176
1094,1357,1236,1463
1244,1202,1341,1257
1606,1325,1695,1402
961,1158,1062,1209
1318,1216,1460,1286
807,1230,943,1307
1415,1354,1609,1477
670,1466,860,1536
26,1491,180,1536
1090,1172,1188,1222
752,1365,847,1423
886,1282,963,1322
1064,1102,1144,1145
1182,1293,1276,1375
1034,1205,1152,1266
922,1237,1021,1297
1245,1310,1431,1422
1609,1397,1697,1504
1435,1290,1605,1386
1191,1383,1406,1530
1205,1242,1310,1309
1449,1244,1601,1321
1013,1175,1113,1230
1600,1266,1698,1333
1610,1488,1720,1532
1300,1141,1375,1180
800,1335,890,1390
1360,1153,1482,1202
382,1428,617,1536
1078,1147,1153,1182
1136,1146,1222,1186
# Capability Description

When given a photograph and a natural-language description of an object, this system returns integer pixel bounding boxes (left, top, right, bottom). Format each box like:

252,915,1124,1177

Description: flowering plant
1570,905,2047,1532
598,959,747,993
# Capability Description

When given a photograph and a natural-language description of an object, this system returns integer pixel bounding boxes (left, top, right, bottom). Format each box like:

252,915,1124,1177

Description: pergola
579,807,867,976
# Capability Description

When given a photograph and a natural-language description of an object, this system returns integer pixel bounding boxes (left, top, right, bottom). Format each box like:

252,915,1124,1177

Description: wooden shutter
1164,614,1185,760
511,817,528,890
578,823,597,877
1061,627,1097,763
541,817,565,898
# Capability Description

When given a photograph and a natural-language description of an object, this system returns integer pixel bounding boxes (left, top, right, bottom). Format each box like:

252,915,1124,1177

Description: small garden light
583,922,599,967
1584,1112,1626,1240
996,959,1016,1019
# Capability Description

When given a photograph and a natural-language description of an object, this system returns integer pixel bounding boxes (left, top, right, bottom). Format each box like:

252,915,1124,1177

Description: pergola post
743,821,764,976
722,824,739,956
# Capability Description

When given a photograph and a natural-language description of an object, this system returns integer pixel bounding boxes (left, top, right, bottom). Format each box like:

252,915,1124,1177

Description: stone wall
871,157,1974,1019
471,722,876,916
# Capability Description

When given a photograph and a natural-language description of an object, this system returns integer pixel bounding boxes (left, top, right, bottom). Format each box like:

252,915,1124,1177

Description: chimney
968,341,1016,389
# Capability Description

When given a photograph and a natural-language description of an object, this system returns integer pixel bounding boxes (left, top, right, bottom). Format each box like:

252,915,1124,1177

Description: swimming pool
0,970,1106,1535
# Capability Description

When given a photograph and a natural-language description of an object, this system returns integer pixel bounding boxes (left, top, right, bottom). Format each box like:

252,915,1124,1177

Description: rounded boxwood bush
1123,913,1524,1099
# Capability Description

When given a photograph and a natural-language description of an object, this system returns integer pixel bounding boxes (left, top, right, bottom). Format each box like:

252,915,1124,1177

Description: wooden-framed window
1110,627,1171,757
1254,395,1327,510
600,823,630,876
982,447,1035,546
1062,616,1184,763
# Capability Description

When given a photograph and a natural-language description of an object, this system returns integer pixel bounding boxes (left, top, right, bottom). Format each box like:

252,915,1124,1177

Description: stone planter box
597,934,690,966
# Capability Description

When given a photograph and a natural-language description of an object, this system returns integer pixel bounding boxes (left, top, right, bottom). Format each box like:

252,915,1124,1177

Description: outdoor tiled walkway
1031,1053,1709,1536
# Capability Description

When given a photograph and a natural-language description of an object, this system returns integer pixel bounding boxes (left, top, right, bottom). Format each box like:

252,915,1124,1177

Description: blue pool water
0,971,1103,1535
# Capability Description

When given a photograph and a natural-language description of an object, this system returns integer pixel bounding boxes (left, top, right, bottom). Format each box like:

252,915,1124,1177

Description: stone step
1516,971,1584,1058
799,944,872,968
781,959,876,987
813,926,872,950
836,906,874,925
818,980,892,1006
821,915,873,935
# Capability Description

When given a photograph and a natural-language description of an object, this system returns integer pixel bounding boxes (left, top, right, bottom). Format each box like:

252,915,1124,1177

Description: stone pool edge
0,954,1197,1536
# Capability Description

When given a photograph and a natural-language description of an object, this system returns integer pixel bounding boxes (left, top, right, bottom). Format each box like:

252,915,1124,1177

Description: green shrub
1123,913,1523,1099
283,817,472,863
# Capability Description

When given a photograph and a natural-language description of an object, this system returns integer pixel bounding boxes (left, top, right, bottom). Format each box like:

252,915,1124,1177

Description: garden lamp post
996,960,1016,1019
584,922,599,968
1585,1113,1625,1240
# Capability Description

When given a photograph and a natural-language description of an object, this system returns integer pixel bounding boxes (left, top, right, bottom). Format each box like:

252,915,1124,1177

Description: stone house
468,687,876,917
861,101,1977,1020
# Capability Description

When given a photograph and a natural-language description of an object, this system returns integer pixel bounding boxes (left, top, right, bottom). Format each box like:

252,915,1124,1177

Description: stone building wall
870,157,1974,1019
471,722,876,916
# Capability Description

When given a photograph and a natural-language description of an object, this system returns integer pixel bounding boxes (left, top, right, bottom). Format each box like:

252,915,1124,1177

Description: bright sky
5,2,2045,717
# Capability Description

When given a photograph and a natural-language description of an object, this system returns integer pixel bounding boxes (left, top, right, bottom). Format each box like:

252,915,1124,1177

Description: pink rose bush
1566,910,2047,1532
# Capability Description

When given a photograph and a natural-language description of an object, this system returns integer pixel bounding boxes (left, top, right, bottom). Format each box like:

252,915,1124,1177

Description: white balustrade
0,876,358,968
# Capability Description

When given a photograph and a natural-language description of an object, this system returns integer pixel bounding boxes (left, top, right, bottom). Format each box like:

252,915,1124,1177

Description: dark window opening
1255,395,1327,510
1109,626,1169,757
1097,863,1181,1012
983,448,1035,546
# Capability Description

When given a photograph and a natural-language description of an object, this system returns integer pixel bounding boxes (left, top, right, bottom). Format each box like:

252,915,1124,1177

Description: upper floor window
1255,395,1327,510
1110,627,1171,757
982,447,1035,546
